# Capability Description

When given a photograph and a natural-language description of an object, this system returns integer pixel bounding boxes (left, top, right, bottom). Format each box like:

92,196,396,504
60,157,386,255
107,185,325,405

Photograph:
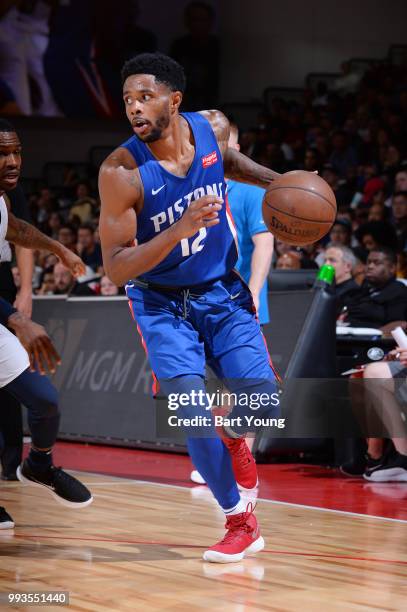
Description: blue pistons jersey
120,112,238,285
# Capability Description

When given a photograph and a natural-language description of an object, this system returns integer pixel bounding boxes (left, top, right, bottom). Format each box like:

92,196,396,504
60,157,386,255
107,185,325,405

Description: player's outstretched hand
172,195,223,240
59,248,86,278
8,312,61,375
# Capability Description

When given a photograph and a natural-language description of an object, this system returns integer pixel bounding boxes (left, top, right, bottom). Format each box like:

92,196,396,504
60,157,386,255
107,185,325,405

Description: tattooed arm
6,211,85,277
201,109,281,188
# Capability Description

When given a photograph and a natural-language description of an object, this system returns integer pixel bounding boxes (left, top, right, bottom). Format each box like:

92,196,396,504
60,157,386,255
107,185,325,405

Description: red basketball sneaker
203,503,264,563
221,435,259,490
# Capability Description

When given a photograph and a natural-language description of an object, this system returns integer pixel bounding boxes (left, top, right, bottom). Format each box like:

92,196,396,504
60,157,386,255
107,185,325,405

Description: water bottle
314,264,335,291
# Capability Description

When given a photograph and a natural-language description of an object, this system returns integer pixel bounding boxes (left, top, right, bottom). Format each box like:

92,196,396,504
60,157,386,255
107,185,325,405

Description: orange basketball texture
262,171,337,246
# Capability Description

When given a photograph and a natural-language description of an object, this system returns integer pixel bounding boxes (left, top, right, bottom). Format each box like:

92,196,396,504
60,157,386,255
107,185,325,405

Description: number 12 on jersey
180,228,207,257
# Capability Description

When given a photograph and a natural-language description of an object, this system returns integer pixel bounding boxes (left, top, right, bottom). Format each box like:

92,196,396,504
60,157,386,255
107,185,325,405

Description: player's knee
30,381,59,418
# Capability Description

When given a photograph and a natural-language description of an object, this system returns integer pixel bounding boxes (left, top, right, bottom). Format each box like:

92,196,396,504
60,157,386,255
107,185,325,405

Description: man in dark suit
342,247,407,328
323,245,362,316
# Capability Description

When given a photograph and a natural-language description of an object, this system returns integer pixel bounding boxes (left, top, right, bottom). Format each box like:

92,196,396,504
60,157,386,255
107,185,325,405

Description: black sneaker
17,460,93,508
0,506,14,529
364,451,407,482
340,454,382,477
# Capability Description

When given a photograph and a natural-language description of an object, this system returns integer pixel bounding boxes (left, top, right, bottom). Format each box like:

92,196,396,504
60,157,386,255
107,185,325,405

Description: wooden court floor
1,471,406,611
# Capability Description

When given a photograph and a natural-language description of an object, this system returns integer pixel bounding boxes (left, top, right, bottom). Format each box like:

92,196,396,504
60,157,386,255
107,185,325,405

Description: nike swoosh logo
152,185,165,195
28,475,55,490
230,292,241,299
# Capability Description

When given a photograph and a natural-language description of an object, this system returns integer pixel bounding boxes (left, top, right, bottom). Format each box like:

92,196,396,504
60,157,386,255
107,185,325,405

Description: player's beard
137,111,171,143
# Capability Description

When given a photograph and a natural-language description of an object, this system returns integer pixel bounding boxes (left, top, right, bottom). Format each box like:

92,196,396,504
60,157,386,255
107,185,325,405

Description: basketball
262,170,337,246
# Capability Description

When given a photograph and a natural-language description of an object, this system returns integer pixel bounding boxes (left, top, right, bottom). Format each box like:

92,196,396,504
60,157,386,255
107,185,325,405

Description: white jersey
0,194,30,386
0,195,8,260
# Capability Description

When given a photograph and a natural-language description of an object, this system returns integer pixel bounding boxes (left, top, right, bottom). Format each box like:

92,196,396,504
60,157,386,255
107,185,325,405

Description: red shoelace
219,502,257,545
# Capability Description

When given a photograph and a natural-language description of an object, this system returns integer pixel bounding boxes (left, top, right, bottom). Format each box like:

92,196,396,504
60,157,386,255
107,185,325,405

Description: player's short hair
0,118,15,133
369,246,397,266
121,53,186,93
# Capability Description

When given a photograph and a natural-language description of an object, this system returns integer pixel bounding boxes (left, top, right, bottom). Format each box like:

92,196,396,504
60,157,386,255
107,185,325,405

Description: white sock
222,424,242,439
224,498,245,516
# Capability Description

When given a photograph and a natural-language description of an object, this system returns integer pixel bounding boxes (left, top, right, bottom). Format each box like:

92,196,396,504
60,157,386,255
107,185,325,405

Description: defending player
0,119,92,529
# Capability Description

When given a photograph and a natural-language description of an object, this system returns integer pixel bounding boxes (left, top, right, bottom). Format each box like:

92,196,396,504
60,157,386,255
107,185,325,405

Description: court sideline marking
71,473,407,525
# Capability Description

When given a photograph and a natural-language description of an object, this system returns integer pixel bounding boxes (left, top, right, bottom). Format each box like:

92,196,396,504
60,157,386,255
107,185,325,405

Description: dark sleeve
385,286,407,322
0,296,17,326
6,185,32,223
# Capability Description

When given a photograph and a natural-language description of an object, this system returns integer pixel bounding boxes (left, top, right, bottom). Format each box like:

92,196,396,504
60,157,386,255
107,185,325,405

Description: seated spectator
361,172,385,206
322,164,353,208
329,130,358,179
336,208,354,226
77,224,103,271
36,267,56,295
58,224,78,253
53,262,95,296
303,148,320,172
382,144,401,176
355,220,398,255
298,243,320,269
68,181,96,223
329,219,352,247
33,186,57,230
100,275,119,296
40,252,59,270
368,203,389,223
343,350,407,481
47,211,64,240
276,252,301,270
323,245,361,313
342,248,407,329
275,239,294,258
395,168,407,192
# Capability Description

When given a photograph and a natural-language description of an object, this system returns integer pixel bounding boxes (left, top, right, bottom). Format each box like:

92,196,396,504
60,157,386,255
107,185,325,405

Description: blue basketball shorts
126,271,277,388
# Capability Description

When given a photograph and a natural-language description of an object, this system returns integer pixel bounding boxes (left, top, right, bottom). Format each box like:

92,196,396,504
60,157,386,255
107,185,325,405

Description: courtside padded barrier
256,285,338,459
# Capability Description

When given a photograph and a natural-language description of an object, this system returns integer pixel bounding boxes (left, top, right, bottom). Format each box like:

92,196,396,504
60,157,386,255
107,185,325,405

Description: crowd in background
237,58,407,275
1,1,406,325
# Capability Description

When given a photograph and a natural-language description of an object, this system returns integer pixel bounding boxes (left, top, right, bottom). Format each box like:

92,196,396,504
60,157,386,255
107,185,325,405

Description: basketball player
0,118,92,529
99,54,281,563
